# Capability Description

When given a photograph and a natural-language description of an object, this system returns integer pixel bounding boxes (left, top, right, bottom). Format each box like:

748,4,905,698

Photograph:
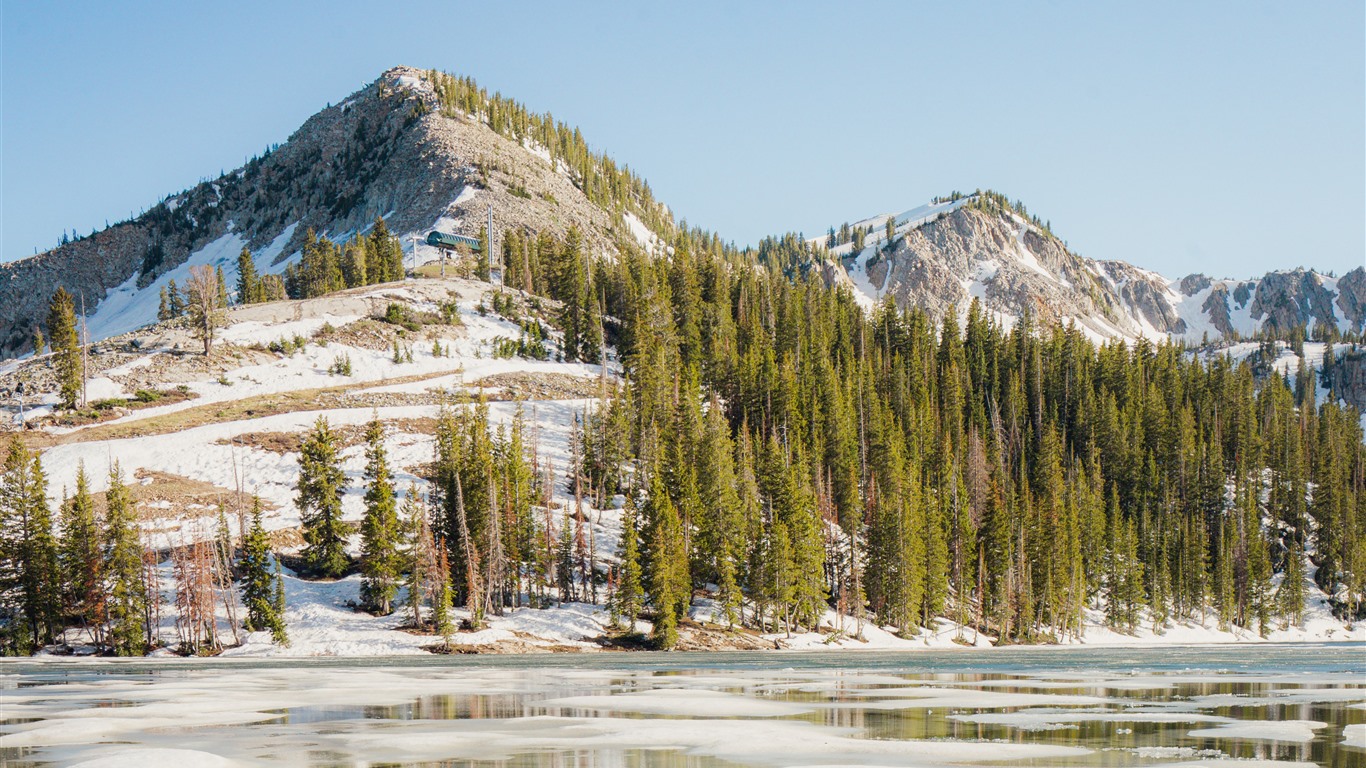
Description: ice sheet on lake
1186,719,1327,743
6,655,1363,767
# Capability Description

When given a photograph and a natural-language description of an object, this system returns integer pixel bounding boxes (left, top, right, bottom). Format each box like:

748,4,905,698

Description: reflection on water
0,644,1362,767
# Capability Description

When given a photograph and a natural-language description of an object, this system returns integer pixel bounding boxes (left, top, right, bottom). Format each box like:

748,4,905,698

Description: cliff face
0,66,641,357
0,225,152,354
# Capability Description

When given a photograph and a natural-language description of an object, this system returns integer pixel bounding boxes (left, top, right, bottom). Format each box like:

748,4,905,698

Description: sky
2,1,1362,278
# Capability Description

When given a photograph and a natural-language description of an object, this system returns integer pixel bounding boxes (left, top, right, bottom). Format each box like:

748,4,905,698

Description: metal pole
80,293,89,409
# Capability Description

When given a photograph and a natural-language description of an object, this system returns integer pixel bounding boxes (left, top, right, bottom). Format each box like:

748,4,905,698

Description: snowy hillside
2,271,1359,657
1,65,1362,659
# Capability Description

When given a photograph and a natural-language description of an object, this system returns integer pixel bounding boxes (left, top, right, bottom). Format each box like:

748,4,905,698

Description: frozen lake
2,644,1363,767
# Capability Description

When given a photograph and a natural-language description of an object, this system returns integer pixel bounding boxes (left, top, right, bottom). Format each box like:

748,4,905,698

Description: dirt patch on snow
218,417,438,455
675,620,776,651
470,371,604,400
77,469,275,544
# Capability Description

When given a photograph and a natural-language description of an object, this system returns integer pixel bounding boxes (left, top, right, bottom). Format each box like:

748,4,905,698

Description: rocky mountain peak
828,194,1364,343
0,66,660,357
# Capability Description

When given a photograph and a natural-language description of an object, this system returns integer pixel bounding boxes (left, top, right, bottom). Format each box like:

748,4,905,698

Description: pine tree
433,546,455,642
271,560,288,646
167,279,186,316
921,483,948,631
0,438,61,653
644,469,688,648
476,224,491,281
1276,535,1306,628
342,237,367,288
239,497,286,643
1214,515,1236,631
216,265,230,309
236,247,260,304
59,461,101,633
403,485,440,631
359,419,400,614
297,417,349,578
695,401,742,628
555,509,574,603
46,288,82,410
612,496,645,630
103,463,147,656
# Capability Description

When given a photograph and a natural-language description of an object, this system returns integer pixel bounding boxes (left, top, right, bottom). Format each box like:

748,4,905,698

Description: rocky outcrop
1180,274,1212,295
1201,284,1235,337
0,225,151,355
1249,269,1339,333
1336,268,1366,333
1098,260,1188,335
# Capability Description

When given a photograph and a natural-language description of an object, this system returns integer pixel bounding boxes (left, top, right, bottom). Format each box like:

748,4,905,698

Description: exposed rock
1180,274,1212,295
1336,267,1366,333
1249,269,1338,332
1201,284,1235,337
833,203,1355,343
867,206,1190,338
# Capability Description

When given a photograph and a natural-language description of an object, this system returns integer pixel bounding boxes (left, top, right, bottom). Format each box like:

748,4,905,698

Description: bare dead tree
453,474,483,629
185,264,223,355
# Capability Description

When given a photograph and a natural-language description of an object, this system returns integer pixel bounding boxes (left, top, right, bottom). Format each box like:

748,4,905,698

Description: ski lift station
425,231,481,251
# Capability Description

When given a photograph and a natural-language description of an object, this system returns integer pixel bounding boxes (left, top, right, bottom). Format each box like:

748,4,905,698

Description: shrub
329,353,353,376
439,299,462,325
382,303,421,331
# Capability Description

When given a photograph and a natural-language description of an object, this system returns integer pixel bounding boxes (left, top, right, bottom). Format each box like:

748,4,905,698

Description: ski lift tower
487,204,497,284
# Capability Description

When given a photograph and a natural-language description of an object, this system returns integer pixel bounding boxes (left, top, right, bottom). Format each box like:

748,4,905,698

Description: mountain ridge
2,66,1361,359
814,194,1364,344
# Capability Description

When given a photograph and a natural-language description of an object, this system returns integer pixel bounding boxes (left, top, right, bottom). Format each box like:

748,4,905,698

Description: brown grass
22,370,463,449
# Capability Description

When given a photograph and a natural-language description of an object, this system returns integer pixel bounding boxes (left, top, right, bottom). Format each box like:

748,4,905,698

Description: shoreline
10,637,1363,665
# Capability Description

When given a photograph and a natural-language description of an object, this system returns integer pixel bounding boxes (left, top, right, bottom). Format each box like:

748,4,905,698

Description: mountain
0,66,663,357
818,194,1365,344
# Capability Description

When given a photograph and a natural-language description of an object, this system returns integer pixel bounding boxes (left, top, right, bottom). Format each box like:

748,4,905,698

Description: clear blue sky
3,1,1362,277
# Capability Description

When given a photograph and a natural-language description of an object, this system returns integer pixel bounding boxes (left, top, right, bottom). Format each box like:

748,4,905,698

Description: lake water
1,644,1362,767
